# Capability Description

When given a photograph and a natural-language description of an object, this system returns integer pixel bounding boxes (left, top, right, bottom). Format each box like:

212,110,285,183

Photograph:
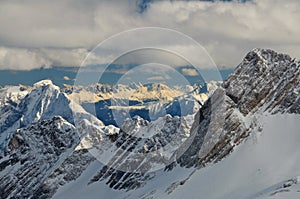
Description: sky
0,0,300,70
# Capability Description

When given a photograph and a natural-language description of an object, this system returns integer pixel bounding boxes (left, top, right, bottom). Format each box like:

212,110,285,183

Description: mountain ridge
176,48,300,169
0,48,299,199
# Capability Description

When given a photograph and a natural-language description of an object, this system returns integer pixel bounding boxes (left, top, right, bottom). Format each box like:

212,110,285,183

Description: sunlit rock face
0,49,299,199
177,48,300,168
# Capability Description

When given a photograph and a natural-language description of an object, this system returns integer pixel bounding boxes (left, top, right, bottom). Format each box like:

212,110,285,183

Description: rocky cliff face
85,114,193,190
0,80,102,150
223,48,299,115
177,48,300,168
0,117,78,198
0,49,299,199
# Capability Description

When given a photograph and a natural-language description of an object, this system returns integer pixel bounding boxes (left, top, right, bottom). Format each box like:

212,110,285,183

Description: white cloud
0,0,299,70
0,47,51,70
147,76,168,81
182,68,199,76
0,47,114,70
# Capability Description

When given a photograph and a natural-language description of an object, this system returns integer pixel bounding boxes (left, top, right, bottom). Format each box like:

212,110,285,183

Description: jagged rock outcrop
0,80,103,150
177,48,300,168
82,114,193,190
0,48,299,198
0,117,78,199
223,48,300,114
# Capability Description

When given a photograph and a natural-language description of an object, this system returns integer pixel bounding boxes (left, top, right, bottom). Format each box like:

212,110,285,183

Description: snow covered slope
51,114,300,199
0,48,299,199
0,80,103,150
177,48,300,168
167,114,300,199
0,116,110,198
0,85,30,108
0,116,78,198
52,49,299,199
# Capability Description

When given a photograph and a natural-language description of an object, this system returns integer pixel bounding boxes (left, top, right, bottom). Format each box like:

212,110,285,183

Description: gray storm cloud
0,0,299,70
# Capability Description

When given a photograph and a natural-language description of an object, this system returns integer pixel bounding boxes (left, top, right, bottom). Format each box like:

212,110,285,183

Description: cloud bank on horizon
0,0,299,70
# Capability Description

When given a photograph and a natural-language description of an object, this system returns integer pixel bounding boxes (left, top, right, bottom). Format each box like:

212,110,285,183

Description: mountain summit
177,48,300,168
0,49,299,199
0,79,102,149
224,48,299,114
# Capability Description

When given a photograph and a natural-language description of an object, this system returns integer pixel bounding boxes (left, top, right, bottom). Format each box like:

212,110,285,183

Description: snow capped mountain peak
33,79,57,88
0,80,103,148
223,48,300,115
0,116,79,198
246,48,292,63
0,49,299,199
177,48,300,168
20,80,62,123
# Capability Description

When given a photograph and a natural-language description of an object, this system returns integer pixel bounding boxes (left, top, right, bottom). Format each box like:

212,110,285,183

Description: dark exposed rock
177,48,300,168
0,117,78,199
87,115,191,190
0,48,299,198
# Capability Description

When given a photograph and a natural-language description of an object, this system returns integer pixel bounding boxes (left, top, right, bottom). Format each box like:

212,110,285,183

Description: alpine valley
0,49,299,199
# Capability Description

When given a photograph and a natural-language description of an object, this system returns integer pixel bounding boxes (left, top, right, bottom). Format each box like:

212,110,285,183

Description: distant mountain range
0,65,233,87
0,49,299,199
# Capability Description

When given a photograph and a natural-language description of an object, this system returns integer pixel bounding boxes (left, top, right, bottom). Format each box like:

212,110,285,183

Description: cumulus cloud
0,47,51,70
0,0,299,70
0,47,110,70
147,76,168,81
182,68,199,76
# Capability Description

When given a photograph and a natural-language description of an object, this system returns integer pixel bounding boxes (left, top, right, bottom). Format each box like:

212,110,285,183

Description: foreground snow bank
53,114,300,199
168,114,300,199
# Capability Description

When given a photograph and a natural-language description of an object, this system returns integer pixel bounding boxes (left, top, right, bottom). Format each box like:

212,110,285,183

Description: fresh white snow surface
167,114,300,199
53,114,300,199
